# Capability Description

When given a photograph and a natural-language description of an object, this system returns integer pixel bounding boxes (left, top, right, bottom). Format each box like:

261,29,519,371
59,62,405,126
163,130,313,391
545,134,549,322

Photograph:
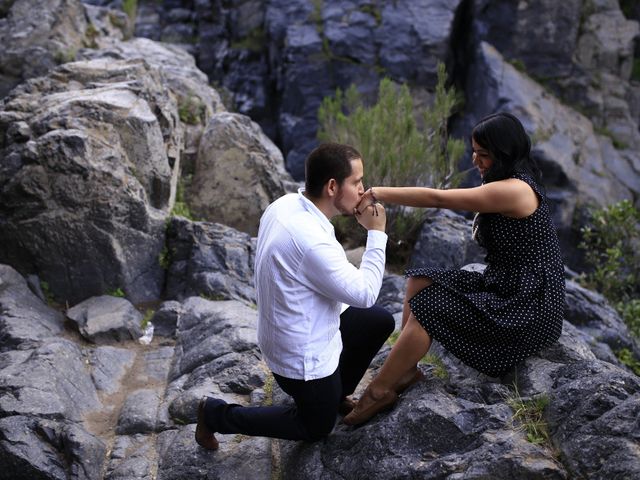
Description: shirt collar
298,187,335,235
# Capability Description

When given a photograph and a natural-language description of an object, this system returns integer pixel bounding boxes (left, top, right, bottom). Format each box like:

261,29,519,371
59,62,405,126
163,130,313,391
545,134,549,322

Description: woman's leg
401,276,433,329
394,276,433,391
343,314,432,425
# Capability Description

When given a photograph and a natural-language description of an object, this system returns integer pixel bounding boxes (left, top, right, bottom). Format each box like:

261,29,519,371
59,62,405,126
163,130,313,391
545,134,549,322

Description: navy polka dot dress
405,173,565,377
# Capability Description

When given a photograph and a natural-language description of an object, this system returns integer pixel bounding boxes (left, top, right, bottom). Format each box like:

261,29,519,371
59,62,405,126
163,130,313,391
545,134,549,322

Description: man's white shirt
255,189,387,381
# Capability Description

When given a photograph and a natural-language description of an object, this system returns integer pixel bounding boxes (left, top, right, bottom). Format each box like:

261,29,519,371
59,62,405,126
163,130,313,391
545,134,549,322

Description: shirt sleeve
298,230,387,308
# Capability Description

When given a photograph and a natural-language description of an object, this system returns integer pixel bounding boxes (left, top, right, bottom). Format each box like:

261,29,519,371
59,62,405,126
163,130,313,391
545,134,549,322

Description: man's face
334,159,365,215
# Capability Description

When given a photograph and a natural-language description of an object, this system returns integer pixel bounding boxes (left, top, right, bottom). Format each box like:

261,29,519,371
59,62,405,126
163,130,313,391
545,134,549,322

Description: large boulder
189,112,296,235
0,57,182,304
66,295,144,344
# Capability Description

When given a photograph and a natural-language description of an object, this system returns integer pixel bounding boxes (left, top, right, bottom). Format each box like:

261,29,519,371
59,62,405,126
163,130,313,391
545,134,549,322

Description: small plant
359,4,382,25
158,247,171,270
178,95,206,125
140,309,154,330
263,373,274,407
123,0,137,23
508,58,527,72
171,177,196,220
506,385,551,446
419,353,448,379
230,27,266,52
108,287,126,298
40,280,55,305
616,299,640,340
386,330,401,346
84,23,99,49
200,292,226,301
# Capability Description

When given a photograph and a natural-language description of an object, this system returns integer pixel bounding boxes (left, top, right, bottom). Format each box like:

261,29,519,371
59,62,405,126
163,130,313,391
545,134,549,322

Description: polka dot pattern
406,173,565,377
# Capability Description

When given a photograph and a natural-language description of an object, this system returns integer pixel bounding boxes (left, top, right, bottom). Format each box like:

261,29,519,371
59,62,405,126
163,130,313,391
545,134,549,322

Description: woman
344,112,565,425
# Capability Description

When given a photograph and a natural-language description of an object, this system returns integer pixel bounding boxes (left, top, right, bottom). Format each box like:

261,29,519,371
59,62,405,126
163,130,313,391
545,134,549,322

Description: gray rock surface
67,295,143,344
0,57,180,304
410,210,486,270
164,217,256,304
89,345,137,394
0,338,101,421
189,112,295,235
0,264,63,351
116,389,161,434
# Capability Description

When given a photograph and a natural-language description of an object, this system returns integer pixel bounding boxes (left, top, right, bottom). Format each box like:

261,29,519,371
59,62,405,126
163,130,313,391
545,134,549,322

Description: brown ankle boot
195,397,219,450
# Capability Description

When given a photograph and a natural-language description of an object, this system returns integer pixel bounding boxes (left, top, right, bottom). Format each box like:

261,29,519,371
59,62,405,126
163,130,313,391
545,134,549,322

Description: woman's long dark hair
471,112,543,245
471,112,542,185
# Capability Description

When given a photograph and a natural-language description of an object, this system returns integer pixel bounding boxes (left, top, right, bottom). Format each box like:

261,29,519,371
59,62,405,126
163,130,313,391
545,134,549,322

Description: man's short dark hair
304,143,362,198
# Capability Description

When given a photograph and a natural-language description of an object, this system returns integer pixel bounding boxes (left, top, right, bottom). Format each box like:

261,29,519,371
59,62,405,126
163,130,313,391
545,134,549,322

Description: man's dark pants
202,305,394,441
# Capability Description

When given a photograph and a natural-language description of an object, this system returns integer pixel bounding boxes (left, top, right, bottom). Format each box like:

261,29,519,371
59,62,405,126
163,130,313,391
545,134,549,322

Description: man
195,143,394,449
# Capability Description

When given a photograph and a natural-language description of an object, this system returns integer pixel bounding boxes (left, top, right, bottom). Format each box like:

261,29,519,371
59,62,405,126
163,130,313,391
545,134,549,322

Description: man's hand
355,189,375,214
355,203,386,232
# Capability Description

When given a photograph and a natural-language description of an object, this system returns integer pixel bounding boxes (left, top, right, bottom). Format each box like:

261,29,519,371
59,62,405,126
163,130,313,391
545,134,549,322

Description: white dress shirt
255,189,387,381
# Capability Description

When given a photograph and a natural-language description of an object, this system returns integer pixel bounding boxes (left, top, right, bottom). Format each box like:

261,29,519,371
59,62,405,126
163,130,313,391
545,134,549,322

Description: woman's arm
365,179,538,217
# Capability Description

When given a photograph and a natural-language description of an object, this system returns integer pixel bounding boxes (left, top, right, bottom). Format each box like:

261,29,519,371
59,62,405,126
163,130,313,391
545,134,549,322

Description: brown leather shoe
342,387,398,426
395,368,425,394
338,396,356,416
195,397,219,450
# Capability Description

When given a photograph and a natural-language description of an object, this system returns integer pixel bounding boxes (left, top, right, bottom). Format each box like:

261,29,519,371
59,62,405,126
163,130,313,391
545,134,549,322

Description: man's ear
326,178,338,198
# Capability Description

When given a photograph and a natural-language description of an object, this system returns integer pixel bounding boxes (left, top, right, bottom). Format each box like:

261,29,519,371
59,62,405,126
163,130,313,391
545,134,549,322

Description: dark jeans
203,305,394,441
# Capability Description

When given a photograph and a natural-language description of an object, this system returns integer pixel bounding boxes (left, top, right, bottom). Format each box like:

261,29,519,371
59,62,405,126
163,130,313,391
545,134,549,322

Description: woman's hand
355,188,377,214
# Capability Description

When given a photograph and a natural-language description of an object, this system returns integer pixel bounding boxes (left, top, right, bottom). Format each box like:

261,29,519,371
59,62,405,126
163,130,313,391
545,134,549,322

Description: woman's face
471,138,493,178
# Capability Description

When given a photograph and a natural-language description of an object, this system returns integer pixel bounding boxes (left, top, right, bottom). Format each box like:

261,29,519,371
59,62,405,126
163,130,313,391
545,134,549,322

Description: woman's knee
406,276,433,298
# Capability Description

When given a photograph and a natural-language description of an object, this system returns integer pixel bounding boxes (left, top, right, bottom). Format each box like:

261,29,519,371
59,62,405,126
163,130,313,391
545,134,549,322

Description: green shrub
318,63,465,264
617,347,640,376
579,199,640,339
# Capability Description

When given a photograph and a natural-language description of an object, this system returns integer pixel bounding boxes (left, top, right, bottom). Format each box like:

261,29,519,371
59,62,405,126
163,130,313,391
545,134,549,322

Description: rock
89,345,136,395
0,338,101,421
116,389,161,434
156,426,273,480
151,301,183,337
0,416,107,480
0,264,63,351
164,218,256,304
189,112,294,235
170,298,259,380
0,0,87,97
67,295,143,344
281,379,566,479
0,56,185,304
548,360,640,479
104,434,156,480
564,279,640,359
410,210,486,270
